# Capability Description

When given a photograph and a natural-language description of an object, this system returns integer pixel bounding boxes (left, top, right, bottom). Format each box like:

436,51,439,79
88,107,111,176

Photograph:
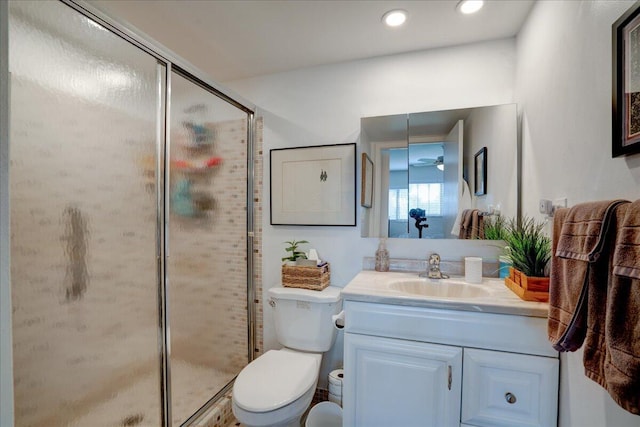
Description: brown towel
458,209,472,239
555,200,628,262
547,209,586,351
548,207,588,351
548,200,628,352
597,201,640,415
470,210,481,239
582,202,627,390
476,213,485,239
468,210,485,239
612,199,640,279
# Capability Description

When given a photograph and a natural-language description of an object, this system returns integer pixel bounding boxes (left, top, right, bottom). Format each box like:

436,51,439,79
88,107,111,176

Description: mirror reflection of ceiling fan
414,155,444,169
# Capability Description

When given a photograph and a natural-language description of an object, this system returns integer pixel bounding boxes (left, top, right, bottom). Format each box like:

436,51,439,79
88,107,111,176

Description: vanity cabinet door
344,333,462,427
461,348,559,427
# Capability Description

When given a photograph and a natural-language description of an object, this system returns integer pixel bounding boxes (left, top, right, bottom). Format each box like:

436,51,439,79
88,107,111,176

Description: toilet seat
233,349,319,413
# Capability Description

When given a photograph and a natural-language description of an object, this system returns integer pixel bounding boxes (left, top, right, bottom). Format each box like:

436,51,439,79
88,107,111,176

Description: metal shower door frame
1,1,258,425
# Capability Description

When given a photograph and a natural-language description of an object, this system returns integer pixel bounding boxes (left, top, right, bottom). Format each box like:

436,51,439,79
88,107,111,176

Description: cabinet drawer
461,348,558,427
344,301,557,357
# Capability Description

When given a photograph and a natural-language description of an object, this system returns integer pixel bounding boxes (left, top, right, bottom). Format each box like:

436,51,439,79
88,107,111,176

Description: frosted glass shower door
9,1,164,426
168,71,249,425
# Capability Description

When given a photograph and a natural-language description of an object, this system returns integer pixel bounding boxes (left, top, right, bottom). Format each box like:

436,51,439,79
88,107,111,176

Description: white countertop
341,270,550,318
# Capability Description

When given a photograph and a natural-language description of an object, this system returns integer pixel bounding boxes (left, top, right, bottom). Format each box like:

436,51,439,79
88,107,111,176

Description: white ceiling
88,0,535,82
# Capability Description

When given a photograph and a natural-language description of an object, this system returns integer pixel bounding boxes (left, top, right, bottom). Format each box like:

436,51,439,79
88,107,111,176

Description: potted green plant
503,216,551,301
483,213,509,241
282,240,309,265
482,214,512,277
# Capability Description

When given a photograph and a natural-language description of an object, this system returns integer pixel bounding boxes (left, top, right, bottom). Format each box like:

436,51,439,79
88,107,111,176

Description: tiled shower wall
167,110,250,423
253,117,264,359
188,119,264,427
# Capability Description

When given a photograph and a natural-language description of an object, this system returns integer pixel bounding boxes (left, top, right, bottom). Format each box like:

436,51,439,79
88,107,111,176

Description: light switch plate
539,199,552,215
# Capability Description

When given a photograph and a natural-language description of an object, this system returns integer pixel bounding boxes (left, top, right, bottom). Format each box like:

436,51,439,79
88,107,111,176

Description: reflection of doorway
400,118,462,239
387,146,410,238
364,115,464,239
442,120,463,238
370,141,406,237
382,142,449,239
370,123,463,239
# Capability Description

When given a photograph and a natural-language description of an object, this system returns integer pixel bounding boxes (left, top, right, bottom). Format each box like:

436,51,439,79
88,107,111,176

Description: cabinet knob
505,392,517,404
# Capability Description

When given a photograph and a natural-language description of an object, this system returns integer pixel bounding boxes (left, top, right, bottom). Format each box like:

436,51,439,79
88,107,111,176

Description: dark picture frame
613,3,640,157
270,143,356,226
361,153,374,208
474,147,487,196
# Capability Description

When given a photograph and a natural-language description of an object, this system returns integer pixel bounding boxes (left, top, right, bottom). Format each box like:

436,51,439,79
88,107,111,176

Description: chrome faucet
420,253,449,279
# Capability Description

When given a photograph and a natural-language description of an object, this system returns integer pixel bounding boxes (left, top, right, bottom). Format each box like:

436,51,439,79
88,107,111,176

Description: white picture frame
270,143,356,226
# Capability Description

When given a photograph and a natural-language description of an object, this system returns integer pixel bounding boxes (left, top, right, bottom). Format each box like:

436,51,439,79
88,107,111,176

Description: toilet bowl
232,286,342,427
233,349,321,427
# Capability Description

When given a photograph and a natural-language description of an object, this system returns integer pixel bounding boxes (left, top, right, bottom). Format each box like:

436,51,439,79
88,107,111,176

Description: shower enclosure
3,1,255,425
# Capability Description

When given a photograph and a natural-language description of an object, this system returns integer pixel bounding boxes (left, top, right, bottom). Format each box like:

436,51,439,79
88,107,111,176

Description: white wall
517,0,640,212
228,38,516,387
463,104,518,218
516,1,640,425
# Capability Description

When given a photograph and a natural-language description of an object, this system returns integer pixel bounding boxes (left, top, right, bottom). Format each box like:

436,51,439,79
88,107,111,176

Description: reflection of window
388,183,443,220
388,188,408,220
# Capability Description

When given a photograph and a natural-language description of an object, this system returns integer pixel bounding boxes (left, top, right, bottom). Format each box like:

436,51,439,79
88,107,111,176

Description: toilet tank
268,286,342,352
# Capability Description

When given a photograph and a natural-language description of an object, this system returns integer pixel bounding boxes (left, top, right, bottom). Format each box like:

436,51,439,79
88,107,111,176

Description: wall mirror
360,103,518,239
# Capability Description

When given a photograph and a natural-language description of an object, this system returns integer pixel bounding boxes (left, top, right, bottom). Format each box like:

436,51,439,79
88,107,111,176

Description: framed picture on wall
474,147,487,196
613,3,640,157
361,153,374,208
270,143,356,226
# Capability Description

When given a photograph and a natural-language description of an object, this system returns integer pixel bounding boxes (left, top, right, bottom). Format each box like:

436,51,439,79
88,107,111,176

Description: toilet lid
233,350,319,413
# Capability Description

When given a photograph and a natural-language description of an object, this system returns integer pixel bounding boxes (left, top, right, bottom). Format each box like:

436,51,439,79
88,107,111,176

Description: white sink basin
388,279,491,299
341,271,549,318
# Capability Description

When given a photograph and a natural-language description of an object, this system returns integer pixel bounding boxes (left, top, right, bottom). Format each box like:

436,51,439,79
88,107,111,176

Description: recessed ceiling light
382,9,407,27
456,0,484,15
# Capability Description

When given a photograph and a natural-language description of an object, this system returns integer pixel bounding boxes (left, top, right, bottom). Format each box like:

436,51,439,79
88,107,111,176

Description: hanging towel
470,210,480,239
458,209,474,239
472,211,485,239
555,200,628,262
581,202,628,390
598,200,640,415
612,199,640,279
548,200,628,352
548,207,586,351
451,180,472,236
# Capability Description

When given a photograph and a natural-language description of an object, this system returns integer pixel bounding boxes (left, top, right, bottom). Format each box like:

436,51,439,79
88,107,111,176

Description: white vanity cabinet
345,333,462,427
343,300,559,427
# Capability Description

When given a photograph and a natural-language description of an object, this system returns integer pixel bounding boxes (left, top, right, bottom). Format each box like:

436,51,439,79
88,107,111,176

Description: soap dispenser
375,238,390,272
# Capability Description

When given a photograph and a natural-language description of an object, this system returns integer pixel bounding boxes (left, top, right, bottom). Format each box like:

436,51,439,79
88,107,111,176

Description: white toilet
232,285,342,427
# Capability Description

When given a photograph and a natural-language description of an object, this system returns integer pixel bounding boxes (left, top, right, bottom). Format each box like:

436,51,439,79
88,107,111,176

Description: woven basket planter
282,263,330,291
